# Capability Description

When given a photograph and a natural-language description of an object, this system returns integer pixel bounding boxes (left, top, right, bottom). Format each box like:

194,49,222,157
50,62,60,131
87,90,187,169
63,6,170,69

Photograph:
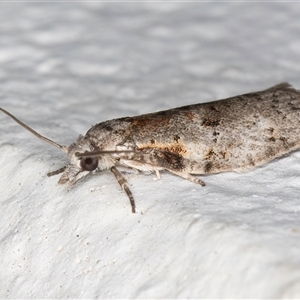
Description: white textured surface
1,3,300,298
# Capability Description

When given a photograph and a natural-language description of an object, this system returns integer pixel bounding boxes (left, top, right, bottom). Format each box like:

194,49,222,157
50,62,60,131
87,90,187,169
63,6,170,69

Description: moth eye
80,157,98,171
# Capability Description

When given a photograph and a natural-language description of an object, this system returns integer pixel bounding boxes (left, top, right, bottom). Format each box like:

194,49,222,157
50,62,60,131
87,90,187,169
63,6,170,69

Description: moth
1,82,300,213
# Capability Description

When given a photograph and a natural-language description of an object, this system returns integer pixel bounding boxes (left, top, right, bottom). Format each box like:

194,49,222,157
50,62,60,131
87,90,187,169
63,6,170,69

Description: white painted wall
1,3,300,298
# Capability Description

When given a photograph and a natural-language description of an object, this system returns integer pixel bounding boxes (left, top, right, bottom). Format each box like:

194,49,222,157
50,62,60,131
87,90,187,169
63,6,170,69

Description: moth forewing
1,82,300,213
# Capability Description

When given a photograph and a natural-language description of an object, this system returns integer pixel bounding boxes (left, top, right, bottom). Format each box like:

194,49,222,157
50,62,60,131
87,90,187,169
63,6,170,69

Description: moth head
0,107,133,186
57,135,116,186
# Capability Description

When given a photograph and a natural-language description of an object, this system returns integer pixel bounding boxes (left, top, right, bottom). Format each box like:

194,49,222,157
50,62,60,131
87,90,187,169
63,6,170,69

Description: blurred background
1,2,300,298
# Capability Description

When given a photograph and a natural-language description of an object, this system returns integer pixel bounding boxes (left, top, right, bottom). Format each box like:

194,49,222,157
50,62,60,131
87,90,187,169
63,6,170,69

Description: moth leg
155,170,161,180
111,166,136,213
167,170,206,187
47,166,67,177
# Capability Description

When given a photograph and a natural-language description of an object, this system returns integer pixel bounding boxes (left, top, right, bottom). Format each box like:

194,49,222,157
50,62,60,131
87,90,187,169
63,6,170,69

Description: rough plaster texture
1,2,300,298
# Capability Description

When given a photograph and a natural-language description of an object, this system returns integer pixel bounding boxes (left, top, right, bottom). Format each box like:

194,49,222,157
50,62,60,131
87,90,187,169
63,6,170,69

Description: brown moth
1,83,300,213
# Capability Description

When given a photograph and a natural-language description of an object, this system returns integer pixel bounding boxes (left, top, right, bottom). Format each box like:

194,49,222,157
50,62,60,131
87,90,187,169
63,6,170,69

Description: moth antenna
0,107,68,153
75,150,135,158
